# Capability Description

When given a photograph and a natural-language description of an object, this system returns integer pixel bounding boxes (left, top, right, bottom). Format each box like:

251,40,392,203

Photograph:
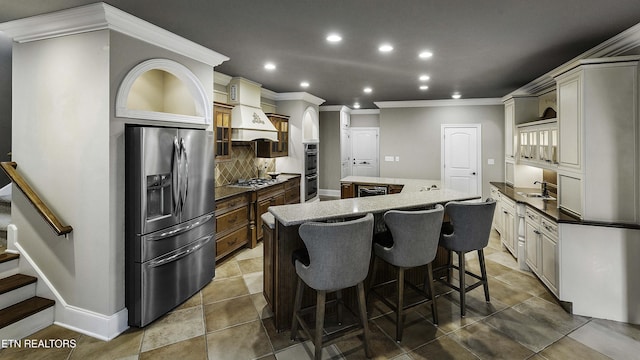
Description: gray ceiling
2,1,640,109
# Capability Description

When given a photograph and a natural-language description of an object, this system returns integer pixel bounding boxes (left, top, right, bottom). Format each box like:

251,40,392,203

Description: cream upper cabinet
516,119,558,169
504,100,515,159
556,72,582,170
553,56,640,223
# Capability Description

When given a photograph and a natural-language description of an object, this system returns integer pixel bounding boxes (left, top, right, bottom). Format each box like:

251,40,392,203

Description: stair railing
1,161,73,236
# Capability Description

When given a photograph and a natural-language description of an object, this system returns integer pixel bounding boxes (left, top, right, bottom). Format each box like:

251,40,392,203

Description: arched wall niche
116,58,211,125
302,106,319,142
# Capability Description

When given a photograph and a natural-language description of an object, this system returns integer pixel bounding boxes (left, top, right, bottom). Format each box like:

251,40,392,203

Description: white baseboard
319,189,340,198
11,229,128,341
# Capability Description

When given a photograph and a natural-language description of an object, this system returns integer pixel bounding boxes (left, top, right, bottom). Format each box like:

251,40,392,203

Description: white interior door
351,128,379,177
441,125,481,196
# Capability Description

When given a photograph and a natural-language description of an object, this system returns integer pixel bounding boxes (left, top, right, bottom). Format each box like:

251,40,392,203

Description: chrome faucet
534,181,549,197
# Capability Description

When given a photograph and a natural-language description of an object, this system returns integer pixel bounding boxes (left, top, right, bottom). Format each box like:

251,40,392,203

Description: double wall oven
304,143,318,201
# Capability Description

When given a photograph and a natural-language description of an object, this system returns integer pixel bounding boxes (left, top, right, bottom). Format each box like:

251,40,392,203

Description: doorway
441,124,482,196
351,128,379,177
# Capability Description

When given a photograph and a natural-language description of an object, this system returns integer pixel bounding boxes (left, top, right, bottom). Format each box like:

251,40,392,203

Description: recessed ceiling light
353,102,361,109
419,74,430,81
378,44,394,53
326,33,342,43
452,93,462,99
419,85,429,90
419,51,433,59
363,87,372,93
300,81,310,88
264,62,276,70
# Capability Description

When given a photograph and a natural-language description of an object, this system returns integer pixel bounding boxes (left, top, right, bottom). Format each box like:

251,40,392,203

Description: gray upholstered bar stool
438,199,496,317
368,205,444,342
290,213,374,360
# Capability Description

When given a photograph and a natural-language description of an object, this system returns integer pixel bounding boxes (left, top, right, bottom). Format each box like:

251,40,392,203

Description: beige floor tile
251,292,274,319
262,316,304,352
214,258,243,279
274,340,343,360
373,310,445,352
568,320,640,359
0,325,82,360
449,321,534,360
539,336,610,360
244,271,264,294
512,296,589,335
409,335,479,360
238,256,264,274
483,308,565,352
494,269,547,296
206,320,273,360
474,277,534,307
202,275,250,304
140,306,205,352
70,327,144,360
139,335,207,360
590,317,640,341
235,242,264,261
334,321,403,360
204,294,259,332
416,294,481,334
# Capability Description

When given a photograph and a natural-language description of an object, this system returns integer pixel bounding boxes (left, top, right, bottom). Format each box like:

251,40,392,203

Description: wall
379,104,504,200
9,27,214,339
0,33,11,187
351,112,380,127
319,111,340,191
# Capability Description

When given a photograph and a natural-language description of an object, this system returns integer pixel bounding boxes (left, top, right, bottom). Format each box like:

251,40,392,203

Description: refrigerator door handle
147,234,214,268
144,213,215,241
179,137,189,211
172,136,181,214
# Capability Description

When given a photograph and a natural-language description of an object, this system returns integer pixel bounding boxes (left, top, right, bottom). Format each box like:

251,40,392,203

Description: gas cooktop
230,178,278,189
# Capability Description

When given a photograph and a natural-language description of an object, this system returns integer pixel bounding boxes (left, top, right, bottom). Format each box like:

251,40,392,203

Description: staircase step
0,274,36,295
0,296,55,328
0,297,55,340
0,252,19,264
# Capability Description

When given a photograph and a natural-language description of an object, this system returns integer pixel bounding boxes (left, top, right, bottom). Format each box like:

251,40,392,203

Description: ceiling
2,1,640,109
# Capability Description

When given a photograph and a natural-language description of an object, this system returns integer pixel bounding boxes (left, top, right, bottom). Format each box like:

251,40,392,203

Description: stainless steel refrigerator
125,125,215,327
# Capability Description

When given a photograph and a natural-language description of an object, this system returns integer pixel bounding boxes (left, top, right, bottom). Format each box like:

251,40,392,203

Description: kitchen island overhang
265,183,480,331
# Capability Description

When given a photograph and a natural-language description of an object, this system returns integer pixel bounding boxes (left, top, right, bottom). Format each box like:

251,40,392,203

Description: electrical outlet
395,156,400,161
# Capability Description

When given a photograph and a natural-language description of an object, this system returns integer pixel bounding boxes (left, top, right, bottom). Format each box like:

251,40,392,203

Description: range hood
228,77,278,142
231,105,278,142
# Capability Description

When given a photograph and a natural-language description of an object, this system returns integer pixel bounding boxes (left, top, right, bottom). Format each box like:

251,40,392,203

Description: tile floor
2,231,640,359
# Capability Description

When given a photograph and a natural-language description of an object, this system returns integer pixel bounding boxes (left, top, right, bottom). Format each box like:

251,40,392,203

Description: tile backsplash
215,142,275,186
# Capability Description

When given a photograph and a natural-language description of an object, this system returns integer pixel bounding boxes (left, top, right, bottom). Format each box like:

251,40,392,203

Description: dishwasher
357,184,388,197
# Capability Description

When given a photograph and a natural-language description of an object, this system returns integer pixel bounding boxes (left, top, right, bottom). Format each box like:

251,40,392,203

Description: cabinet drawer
216,194,248,213
216,206,248,233
525,208,540,224
257,184,285,200
284,178,300,190
540,218,558,237
216,227,248,257
285,188,300,204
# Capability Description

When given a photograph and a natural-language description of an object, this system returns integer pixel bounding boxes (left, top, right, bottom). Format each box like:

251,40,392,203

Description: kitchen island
265,182,479,331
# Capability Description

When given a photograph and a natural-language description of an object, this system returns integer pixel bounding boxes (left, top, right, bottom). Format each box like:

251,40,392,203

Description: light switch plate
488,158,495,165
395,156,400,161
384,156,394,162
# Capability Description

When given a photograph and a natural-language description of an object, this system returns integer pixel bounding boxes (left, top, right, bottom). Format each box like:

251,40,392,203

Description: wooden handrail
1,162,73,236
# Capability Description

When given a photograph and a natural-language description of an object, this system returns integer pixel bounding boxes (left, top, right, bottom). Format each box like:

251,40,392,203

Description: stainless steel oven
305,143,318,175
304,143,318,201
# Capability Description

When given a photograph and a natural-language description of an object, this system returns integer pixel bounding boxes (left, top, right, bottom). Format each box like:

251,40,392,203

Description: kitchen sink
516,192,556,201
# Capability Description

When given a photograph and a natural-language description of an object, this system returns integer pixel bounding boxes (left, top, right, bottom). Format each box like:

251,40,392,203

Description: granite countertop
269,188,478,226
215,173,301,201
490,181,578,223
340,176,440,193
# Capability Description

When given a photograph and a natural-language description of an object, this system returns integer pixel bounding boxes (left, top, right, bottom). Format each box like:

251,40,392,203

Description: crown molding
275,92,325,106
214,72,232,86
375,98,502,109
0,2,229,67
260,87,278,101
352,109,380,115
506,22,640,97
319,105,348,112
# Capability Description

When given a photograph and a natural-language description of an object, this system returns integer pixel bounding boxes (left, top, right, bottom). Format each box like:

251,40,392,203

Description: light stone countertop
269,187,478,226
340,176,441,193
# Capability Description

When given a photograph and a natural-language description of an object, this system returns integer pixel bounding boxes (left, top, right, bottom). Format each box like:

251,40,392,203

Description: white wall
10,28,214,338
0,33,12,187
